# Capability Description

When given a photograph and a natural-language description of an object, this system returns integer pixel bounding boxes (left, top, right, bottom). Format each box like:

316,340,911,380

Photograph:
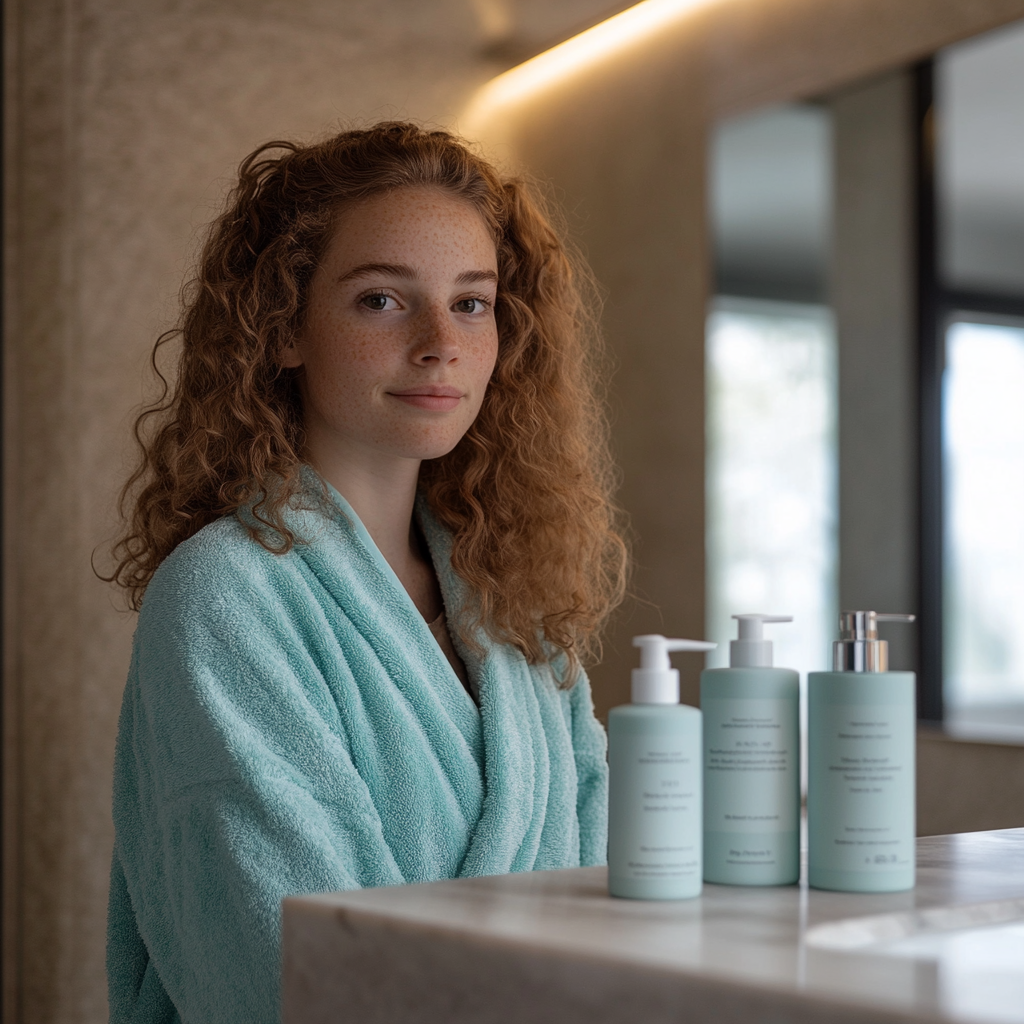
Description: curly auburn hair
106,122,627,679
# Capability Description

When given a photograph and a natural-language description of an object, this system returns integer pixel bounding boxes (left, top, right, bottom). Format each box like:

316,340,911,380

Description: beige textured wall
8,1,1024,1023
918,730,1024,836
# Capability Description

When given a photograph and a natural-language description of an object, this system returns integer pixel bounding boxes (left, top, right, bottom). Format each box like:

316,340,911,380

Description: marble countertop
283,829,1024,1024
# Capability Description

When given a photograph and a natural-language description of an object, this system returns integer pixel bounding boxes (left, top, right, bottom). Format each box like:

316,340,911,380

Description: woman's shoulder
160,514,287,575
141,515,300,625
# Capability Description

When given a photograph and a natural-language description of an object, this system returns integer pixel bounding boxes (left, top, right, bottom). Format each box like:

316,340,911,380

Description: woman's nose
410,304,460,365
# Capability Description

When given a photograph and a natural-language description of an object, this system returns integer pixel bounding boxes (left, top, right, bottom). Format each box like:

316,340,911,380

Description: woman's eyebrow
338,262,416,283
336,264,498,286
455,269,499,285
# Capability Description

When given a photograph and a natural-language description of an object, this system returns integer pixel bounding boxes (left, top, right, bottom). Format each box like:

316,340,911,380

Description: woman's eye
360,294,395,311
454,298,486,314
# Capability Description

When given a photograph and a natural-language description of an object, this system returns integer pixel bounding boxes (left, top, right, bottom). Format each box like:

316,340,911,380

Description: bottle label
810,702,915,873
703,697,799,835
608,734,701,884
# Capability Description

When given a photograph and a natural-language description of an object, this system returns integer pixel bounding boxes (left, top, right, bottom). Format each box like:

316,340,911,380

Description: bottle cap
631,634,716,704
832,611,916,672
729,614,793,667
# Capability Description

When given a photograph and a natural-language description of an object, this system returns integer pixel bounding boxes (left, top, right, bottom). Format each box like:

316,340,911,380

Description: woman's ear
279,336,304,369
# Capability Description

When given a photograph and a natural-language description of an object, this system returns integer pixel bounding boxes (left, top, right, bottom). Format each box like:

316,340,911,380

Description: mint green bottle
808,611,916,893
701,614,800,886
608,635,716,900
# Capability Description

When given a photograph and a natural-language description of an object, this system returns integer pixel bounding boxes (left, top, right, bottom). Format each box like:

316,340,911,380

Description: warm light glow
463,0,718,129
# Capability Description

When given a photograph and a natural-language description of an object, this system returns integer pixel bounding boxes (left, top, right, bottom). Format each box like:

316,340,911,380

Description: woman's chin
385,432,468,464
414,441,464,462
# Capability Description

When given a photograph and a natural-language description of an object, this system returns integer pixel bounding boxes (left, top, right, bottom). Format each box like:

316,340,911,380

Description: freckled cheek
342,332,386,365
471,337,500,387
303,323,397,404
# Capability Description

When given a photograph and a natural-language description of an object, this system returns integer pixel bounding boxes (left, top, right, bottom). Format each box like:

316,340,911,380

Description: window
943,320,1024,735
706,299,837,683
707,104,837,692
929,20,1024,735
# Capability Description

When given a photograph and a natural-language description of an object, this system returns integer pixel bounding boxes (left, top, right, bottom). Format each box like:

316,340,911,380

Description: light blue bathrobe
108,482,609,1024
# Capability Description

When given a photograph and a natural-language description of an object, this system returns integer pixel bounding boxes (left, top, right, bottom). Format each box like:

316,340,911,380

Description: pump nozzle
631,634,716,704
633,634,716,669
729,614,793,667
833,611,916,671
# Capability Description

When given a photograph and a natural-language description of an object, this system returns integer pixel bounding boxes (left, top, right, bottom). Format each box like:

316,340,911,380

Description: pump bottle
808,611,916,892
700,615,800,886
608,635,716,900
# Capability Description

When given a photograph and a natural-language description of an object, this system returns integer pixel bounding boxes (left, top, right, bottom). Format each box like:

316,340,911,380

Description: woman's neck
307,440,443,621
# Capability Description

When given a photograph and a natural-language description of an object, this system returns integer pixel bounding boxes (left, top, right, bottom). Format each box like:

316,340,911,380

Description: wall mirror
706,16,1024,742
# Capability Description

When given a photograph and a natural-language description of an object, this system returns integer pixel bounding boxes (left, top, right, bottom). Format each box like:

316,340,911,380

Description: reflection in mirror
944,322,1024,722
939,22,1024,297
938,20,1024,736
705,104,838,690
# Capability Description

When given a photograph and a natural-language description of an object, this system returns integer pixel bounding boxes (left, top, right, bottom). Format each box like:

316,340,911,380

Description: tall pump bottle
808,611,916,892
701,614,800,886
608,634,716,900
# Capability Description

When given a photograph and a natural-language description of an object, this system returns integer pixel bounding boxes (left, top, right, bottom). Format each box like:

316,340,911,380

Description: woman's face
282,187,500,465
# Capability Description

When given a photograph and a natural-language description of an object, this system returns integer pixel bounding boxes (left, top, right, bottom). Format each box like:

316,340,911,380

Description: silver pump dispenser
832,611,916,672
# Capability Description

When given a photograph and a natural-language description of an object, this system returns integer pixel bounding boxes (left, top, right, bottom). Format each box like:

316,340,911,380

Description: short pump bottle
700,615,800,886
608,634,716,900
808,612,916,893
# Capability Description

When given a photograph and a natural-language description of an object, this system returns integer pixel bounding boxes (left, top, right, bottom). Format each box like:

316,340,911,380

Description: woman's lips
387,385,464,412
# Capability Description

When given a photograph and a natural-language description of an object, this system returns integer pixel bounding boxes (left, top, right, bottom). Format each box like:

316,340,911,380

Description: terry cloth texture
108,480,609,1024
427,608,473,699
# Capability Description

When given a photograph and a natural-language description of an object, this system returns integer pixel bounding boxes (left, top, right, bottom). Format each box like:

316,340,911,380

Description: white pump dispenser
701,613,800,886
609,633,716,899
729,614,794,668
632,634,717,703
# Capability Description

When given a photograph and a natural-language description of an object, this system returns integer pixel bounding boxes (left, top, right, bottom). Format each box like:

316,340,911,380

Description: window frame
915,57,1024,725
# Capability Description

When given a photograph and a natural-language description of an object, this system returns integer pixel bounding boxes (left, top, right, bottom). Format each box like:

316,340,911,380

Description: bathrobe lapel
296,481,581,876
416,498,580,875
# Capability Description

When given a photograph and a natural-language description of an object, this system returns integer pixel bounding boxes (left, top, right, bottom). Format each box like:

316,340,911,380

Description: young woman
105,122,627,1024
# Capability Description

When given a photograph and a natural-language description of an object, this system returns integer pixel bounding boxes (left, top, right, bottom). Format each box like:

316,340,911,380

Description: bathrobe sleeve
569,671,610,866
110,531,403,1024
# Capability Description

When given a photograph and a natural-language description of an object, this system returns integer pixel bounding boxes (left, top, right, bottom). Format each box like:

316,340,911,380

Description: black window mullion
915,58,945,723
